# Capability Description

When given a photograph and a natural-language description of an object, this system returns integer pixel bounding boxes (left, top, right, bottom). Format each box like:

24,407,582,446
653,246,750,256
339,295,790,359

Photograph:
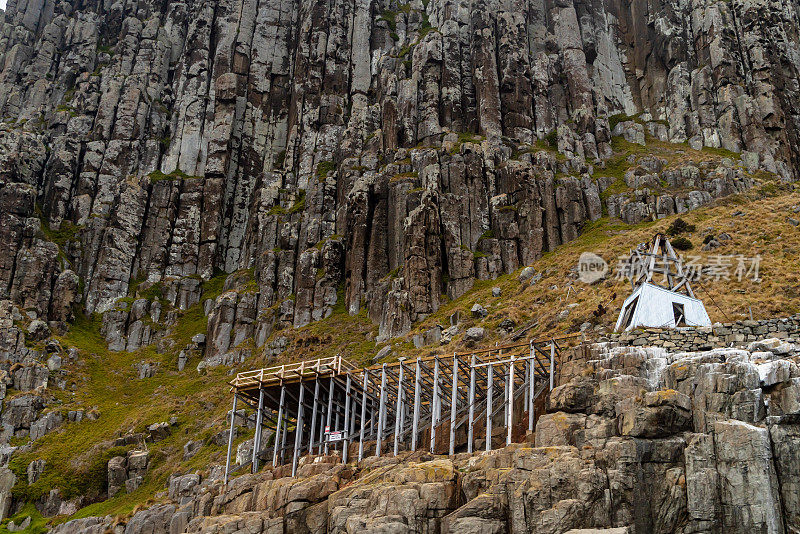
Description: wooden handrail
230,331,581,393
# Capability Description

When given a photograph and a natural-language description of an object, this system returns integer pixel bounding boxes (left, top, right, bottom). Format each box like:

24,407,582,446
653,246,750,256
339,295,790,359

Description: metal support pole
317,402,325,455
279,399,288,464
376,364,387,457
324,377,335,454
291,383,306,477
367,399,378,436
224,394,238,485
273,384,285,467
468,354,476,454
507,356,515,446
358,370,369,461
528,342,535,432
449,354,458,456
412,358,421,451
486,365,493,452
524,359,530,410
550,341,556,390
349,399,357,455
308,380,320,456
334,394,341,454
400,385,407,443
430,357,440,453
343,374,352,464
393,362,405,456
505,362,510,428
252,388,264,473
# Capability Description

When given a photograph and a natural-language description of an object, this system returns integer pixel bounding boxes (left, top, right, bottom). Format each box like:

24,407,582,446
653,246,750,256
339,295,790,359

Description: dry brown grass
386,183,800,362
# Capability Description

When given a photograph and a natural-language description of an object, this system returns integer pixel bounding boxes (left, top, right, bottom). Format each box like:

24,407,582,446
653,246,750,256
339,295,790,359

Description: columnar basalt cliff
0,0,798,361
0,0,800,526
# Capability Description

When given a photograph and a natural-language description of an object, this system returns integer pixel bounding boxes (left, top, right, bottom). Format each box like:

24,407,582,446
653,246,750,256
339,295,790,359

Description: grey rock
471,304,488,319
134,361,158,380
612,121,646,145
177,351,187,372
465,327,485,342
497,318,516,333
518,267,536,283
183,440,202,461
30,411,62,441
168,473,200,503
423,326,442,346
107,456,127,499
47,354,62,371
148,422,171,442
26,319,50,341
7,516,31,532
27,459,45,484
0,468,15,521
748,338,794,355
373,346,392,362
441,325,459,345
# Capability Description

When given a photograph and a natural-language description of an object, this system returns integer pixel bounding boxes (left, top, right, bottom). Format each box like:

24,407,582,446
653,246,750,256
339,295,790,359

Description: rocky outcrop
108,449,149,498
605,157,754,224
50,341,800,533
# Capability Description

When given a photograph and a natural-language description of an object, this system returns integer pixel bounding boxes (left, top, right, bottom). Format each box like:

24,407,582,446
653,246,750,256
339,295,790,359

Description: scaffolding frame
223,332,580,482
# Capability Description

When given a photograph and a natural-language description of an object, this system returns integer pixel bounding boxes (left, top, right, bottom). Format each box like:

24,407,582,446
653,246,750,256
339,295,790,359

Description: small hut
614,234,711,331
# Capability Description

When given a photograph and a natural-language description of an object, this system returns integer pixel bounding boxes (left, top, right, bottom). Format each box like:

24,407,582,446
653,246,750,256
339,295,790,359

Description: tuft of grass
148,169,197,183
390,171,418,182
289,189,306,214
449,132,483,155
316,160,335,180
96,44,115,56
55,105,77,117
701,145,739,158
666,218,696,236
274,150,286,168
38,219,84,249
378,9,398,32
544,129,558,149
671,236,693,250
0,503,48,534
607,112,642,131
397,44,414,58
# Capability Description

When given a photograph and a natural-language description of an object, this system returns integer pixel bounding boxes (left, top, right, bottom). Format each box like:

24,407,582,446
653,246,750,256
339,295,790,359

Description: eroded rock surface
49,342,800,533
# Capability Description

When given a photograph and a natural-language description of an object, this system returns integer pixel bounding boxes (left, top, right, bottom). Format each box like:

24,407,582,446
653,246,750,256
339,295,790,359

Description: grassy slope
11,137,800,528
7,281,379,526
399,181,800,360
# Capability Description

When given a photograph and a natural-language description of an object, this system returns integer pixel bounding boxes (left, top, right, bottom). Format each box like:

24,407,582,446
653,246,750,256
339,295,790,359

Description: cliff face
0,0,798,358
